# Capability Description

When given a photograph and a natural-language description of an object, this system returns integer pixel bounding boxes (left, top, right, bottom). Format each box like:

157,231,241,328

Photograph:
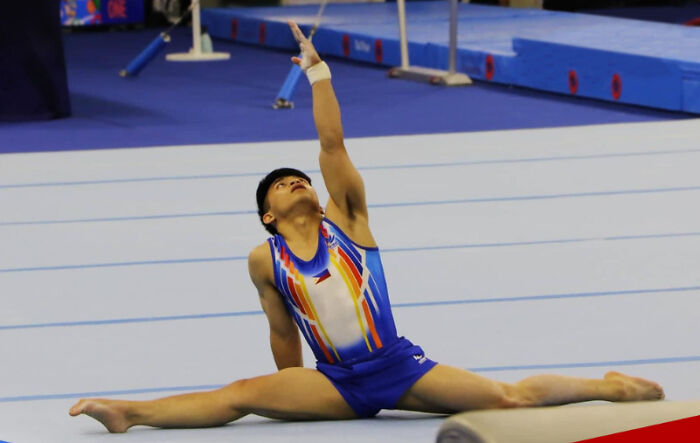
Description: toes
69,399,86,416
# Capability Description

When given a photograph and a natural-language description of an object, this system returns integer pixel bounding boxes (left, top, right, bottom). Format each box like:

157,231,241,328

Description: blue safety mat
203,2,700,113
0,26,687,154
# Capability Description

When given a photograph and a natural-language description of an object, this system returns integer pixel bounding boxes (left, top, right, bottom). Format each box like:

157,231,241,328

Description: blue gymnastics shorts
316,337,438,418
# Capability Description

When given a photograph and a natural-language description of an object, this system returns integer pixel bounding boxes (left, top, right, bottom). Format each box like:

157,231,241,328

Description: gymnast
69,21,664,433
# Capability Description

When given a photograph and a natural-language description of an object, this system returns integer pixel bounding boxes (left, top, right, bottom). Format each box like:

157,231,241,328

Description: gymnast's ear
263,212,275,226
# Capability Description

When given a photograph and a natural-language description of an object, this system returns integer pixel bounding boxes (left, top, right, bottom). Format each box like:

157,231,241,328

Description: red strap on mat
574,414,700,443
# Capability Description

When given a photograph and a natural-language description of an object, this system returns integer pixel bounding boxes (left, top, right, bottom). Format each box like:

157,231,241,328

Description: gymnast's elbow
319,132,345,153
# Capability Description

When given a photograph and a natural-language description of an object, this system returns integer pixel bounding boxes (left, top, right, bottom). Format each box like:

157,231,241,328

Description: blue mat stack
202,2,700,114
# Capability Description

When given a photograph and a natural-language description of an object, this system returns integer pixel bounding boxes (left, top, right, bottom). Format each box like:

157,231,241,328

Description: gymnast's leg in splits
69,365,662,433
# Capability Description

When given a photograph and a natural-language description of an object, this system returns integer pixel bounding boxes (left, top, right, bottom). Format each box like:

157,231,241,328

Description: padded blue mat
203,2,700,113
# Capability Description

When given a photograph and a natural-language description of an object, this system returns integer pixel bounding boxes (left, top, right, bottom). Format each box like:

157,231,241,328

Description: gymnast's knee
219,372,290,411
497,383,538,409
219,378,253,410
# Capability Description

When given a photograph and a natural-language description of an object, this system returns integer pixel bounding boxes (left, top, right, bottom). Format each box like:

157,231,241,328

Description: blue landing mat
203,2,700,114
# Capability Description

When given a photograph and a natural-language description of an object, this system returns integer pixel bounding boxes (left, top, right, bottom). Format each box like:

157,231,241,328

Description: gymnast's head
256,168,322,235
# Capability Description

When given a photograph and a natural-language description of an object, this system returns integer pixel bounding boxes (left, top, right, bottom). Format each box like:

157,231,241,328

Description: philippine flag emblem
313,269,331,285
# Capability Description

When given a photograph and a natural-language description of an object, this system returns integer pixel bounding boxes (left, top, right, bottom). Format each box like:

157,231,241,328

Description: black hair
256,167,313,235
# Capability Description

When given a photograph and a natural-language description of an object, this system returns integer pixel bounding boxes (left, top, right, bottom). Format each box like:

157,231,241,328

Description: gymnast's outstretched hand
288,21,322,71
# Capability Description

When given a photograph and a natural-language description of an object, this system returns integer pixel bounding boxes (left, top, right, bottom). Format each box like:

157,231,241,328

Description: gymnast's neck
276,211,323,257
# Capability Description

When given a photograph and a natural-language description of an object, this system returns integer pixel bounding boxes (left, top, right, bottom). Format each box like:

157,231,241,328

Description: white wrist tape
305,61,331,86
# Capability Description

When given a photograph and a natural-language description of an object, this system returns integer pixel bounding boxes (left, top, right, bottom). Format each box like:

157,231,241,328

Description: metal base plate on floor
272,98,294,110
166,52,231,62
388,66,472,86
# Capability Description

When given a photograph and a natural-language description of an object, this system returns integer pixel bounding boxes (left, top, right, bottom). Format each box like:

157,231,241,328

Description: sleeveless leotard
267,218,399,364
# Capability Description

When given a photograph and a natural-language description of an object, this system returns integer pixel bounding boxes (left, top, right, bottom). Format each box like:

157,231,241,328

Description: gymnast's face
263,175,321,223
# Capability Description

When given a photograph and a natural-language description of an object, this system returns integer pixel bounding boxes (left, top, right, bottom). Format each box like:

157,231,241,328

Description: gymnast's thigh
230,367,357,420
395,364,510,414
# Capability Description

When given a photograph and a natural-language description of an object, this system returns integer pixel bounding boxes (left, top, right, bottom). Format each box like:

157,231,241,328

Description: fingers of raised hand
288,20,307,43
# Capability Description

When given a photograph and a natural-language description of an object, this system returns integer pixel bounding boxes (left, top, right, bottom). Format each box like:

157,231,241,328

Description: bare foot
69,398,132,433
605,371,665,402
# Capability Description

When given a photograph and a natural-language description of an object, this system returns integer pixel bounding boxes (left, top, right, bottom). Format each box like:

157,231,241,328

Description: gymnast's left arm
288,21,370,226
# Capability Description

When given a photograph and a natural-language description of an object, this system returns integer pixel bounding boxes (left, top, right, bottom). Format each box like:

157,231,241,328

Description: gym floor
1,25,699,443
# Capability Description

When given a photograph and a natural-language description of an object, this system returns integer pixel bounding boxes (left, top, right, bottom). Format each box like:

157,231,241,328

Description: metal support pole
448,0,458,74
397,0,410,69
191,0,202,56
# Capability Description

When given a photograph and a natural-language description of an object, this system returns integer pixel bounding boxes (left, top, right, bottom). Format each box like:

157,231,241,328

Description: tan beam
437,401,700,443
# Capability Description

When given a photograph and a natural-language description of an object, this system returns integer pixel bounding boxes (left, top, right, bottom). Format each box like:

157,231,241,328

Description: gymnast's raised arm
288,21,375,246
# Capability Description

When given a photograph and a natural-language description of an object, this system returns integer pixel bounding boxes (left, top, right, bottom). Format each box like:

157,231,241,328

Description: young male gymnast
69,21,664,433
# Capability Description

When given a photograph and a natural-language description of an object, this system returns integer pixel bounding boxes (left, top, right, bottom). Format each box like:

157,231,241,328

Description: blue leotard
267,218,399,364
267,217,437,417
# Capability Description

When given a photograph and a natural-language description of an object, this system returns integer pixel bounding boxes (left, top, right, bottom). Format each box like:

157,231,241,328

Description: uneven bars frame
166,0,230,62
390,0,471,86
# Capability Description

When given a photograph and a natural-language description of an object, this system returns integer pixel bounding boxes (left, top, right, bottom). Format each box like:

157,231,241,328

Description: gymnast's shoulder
248,242,274,286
